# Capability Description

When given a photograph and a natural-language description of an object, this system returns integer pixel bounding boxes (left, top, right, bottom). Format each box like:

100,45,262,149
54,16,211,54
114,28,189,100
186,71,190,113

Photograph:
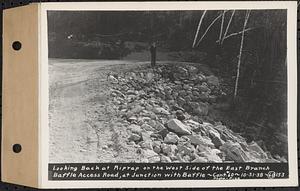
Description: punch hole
12,144,22,153
12,41,22,51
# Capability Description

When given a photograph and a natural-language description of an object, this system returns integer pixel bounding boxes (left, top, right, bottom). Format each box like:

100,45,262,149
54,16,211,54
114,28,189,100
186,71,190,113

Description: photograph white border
39,1,298,188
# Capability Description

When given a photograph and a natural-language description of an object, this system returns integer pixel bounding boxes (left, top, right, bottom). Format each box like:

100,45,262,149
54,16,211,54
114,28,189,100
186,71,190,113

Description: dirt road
49,59,144,163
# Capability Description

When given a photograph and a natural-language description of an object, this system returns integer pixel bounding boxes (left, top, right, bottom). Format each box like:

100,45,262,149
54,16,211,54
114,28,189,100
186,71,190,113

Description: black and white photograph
48,8,289,165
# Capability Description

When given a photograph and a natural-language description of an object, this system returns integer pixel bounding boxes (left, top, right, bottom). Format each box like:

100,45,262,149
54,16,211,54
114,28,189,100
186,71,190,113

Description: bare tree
192,10,207,48
234,10,251,99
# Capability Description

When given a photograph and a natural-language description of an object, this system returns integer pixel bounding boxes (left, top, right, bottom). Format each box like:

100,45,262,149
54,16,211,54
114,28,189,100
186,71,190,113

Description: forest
48,10,288,162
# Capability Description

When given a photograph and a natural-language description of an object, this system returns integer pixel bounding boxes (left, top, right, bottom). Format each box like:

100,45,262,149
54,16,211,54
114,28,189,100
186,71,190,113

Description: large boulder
167,119,192,135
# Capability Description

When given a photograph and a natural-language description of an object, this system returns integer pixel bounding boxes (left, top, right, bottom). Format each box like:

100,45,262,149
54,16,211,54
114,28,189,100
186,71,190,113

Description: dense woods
48,10,287,159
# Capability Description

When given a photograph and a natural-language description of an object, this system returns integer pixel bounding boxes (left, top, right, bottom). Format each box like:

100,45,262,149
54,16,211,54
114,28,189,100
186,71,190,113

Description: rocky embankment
106,63,286,163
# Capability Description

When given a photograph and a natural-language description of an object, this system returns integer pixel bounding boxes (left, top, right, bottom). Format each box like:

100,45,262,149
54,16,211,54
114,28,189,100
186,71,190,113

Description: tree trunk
234,10,251,99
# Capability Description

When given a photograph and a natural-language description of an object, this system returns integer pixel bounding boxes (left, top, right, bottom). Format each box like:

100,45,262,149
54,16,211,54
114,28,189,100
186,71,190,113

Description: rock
208,95,217,103
264,158,281,163
174,67,189,79
127,116,138,122
160,155,172,163
203,151,222,163
128,124,142,135
187,66,198,76
196,144,210,153
141,131,152,142
182,155,191,162
274,155,287,163
201,136,216,148
150,133,163,141
192,91,200,97
220,141,251,162
161,143,172,155
154,107,171,115
198,83,210,92
206,75,219,86
130,105,144,114
164,132,180,144
192,156,208,163
248,142,266,155
187,135,206,146
211,136,225,148
184,94,191,101
102,145,108,150
187,91,193,97
177,97,186,106
126,89,137,95
195,74,206,84
192,102,209,116
108,75,118,83
178,136,190,145
161,143,177,156
128,133,141,142
128,141,137,146
145,104,153,111
148,119,157,127
248,142,268,160
172,105,185,111
209,129,224,148
183,84,191,90
177,144,195,156
175,110,186,121
140,158,149,163
141,123,155,131
146,72,155,82
139,141,153,150
152,141,162,154
138,116,150,123
198,93,209,101
167,119,192,135
178,90,187,97
157,128,169,139
142,149,160,163
185,120,201,130
211,148,223,158
154,122,167,131
214,125,242,143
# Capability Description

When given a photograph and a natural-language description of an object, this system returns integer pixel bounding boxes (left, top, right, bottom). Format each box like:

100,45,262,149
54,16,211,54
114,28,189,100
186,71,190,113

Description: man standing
150,42,156,67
